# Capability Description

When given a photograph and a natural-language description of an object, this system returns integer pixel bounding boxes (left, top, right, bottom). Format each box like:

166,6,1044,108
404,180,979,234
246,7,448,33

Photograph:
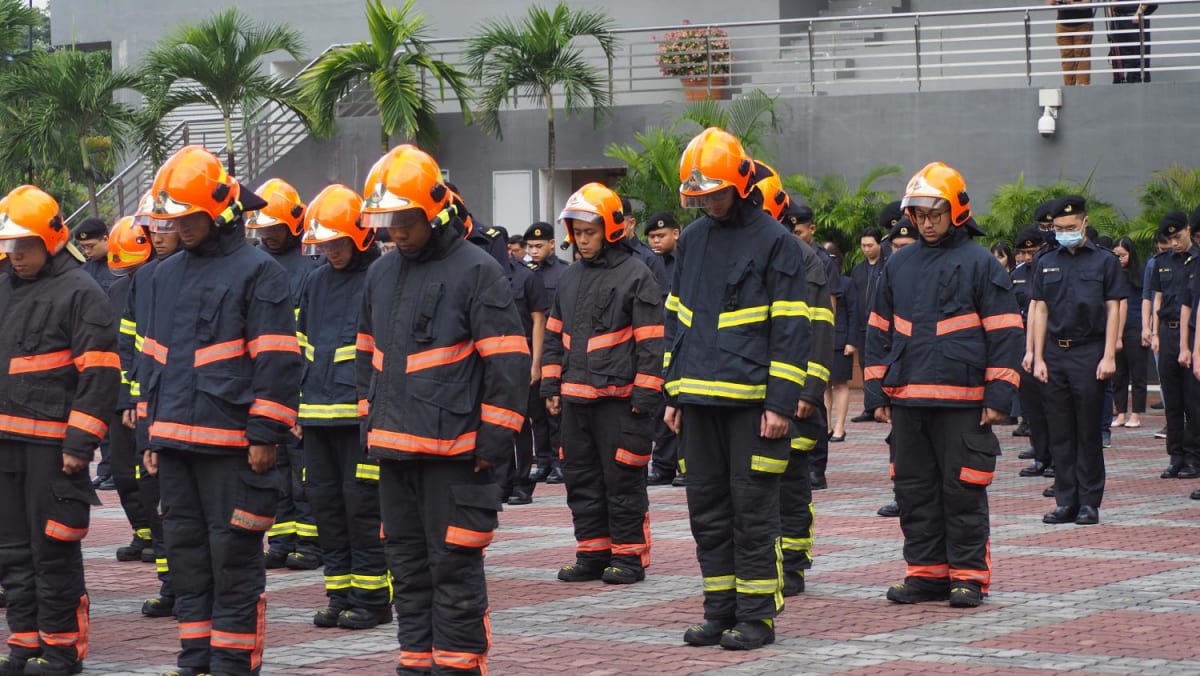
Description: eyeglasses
908,209,948,224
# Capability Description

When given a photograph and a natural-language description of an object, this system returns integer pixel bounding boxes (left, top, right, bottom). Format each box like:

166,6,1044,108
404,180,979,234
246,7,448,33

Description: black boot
338,606,393,630
313,607,342,628
719,620,775,650
949,583,984,608
142,596,176,618
557,560,606,582
117,535,151,562
22,658,83,675
601,565,644,585
285,551,322,570
782,570,805,597
264,548,288,569
682,619,734,646
886,580,950,604
0,655,26,675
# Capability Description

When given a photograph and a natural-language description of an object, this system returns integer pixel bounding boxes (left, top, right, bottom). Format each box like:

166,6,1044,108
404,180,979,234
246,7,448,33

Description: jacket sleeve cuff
246,419,290,447
477,427,514,464
982,384,1015,414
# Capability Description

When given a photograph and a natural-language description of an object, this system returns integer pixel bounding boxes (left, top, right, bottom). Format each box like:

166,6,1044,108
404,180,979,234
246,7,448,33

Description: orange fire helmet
107,216,152,274
148,145,238,225
750,161,790,222
247,178,306,237
361,145,449,227
679,127,754,208
901,162,972,228
0,185,67,255
559,183,625,244
301,184,371,254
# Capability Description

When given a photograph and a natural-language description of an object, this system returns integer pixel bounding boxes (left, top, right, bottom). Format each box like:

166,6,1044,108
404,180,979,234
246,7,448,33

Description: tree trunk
80,137,99,218
223,113,236,175
545,89,556,223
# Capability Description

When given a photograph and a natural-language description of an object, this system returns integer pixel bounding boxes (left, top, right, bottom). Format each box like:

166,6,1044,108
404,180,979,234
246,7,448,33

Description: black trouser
138,464,174,600
506,385,540,499
892,406,996,594
109,411,151,542
1114,329,1148,414
681,404,786,622
95,436,110,481
1156,322,1200,465
380,459,499,676
0,441,94,668
267,435,320,556
1109,17,1151,82
159,450,277,675
781,407,826,575
1019,371,1053,465
560,400,652,572
1045,342,1107,508
529,394,561,472
808,400,832,479
649,398,679,477
303,426,388,611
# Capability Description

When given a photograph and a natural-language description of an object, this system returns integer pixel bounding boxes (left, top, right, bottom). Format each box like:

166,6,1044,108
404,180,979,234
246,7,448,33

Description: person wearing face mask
1030,196,1122,526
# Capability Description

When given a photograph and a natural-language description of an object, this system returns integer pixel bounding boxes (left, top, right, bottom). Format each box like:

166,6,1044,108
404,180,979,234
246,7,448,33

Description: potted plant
655,22,731,101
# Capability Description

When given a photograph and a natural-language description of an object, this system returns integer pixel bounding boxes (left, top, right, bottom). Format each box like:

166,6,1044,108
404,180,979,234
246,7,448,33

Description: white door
492,170,533,236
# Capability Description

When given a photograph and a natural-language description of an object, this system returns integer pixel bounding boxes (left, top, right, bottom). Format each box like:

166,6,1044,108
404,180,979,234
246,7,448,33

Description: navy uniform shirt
656,250,676,294
1030,240,1124,340
625,234,670,295
1148,246,1200,323
511,259,550,340
1181,255,1200,331
1011,262,1033,319
533,253,566,299
814,245,843,299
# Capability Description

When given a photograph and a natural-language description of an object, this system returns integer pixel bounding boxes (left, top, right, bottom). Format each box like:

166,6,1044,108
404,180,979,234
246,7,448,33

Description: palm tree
0,0,38,61
1130,165,1200,247
302,0,471,153
677,89,780,160
466,3,618,220
140,7,305,175
605,125,690,225
0,49,140,217
976,172,1127,249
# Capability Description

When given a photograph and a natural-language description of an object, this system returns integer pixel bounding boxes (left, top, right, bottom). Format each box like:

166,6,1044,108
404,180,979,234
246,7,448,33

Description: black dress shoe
672,474,687,487
1043,466,1055,478
98,477,117,490
1151,400,1165,410
850,411,875,423
546,467,565,484
1179,464,1200,479
1042,485,1055,498
1018,461,1046,477
1013,421,1030,437
1161,463,1183,479
877,501,900,518
809,472,827,490
1018,448,1036,460
1074,506,1099,525
828,434,845,443
1191,488,1200,500
647,472,675,486
506,492,532,506
683,619,735,646
1043,505,1079,524
529,465,550,482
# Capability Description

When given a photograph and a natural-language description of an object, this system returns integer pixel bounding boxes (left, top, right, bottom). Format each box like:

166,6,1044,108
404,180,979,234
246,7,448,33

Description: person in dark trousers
246,178,323,572
1013,228,1055,482
668,128,813,650
524,222,566,485
852,209,896,424
357,145,529,676
140,146,301,676
1148,212,1200,479
1108,2,1157,83
542,183,663,585
1030,197,1122,526
644,212,683,487
0,185,119,676
865,162,1023,608
1112,237,1147,429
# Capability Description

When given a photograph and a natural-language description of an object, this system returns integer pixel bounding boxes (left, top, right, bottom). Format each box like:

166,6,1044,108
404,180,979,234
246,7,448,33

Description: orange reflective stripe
9,349,73,374
211,630,256,650
356,332,376,352
476,335,530,358
563,333,572,350
541,364,562,379
6,632,39,649
358,399,370,416
906,563,949,578
74,350,120,371
252,592,266,671
407,340,475,374
368,430,477,456
68,410,108,438
985,367,1021,387
399,651,435,668
446,525,494,548
247,334,300,357
959,467,994,485
893,315,913,336
982,313,1024,331
883,384,984,402
39,631,79,647
576,537,612,553
136,402,148,419
44,520,87,542
611,542,648,555
863,365,887,380
76,593,90,661
561,382,634,400
0,414,68,439
936,313,982,336
950,568,991,583
433,649,484,671
149,421,248,447
546,317,563,333
889,462,896,479
142,337,168,364
372,349,384,371
634,373,664,391
480,404,523,432
179,621,212,640
587,326,634,352
249,398,297,426
231,508,274,532
615,448,650,467
867,312,891,332
634,325,664,341
194,339,247,367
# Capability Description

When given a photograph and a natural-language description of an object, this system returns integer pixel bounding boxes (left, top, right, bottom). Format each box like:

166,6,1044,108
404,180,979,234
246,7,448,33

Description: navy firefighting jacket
124,255,169,435
296,246,380,426
108,272,136,412
0,250,120,458
137,225,302,453
864,227,1023,412
663,201,814,415
540,243,664,413
356,218,530,464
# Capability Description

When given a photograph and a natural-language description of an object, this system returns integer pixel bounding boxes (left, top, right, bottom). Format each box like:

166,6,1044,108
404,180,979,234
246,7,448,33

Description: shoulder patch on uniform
486,228,500,238
525,261,538,270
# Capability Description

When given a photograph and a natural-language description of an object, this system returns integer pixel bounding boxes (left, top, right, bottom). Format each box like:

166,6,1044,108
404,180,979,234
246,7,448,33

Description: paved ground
6,395,1200,675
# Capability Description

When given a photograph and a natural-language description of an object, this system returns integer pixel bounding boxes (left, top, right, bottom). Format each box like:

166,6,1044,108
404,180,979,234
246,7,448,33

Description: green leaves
784,165,902,272
975,173,1127,249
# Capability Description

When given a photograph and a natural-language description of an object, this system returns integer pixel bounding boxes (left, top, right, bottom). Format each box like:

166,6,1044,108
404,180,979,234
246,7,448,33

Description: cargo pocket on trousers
748,436,791,476
615,413,653,469
444,483,502,551
229,468,282,534
959,431,1002,487
45,475,100,543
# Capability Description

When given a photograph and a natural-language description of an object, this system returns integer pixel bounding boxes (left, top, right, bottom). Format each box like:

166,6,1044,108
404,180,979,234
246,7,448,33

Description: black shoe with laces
683,619,734,646
719,620,775,650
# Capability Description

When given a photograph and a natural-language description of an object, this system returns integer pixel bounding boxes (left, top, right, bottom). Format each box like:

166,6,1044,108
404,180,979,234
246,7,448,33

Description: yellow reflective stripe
294,307,301,321
677,458,687,474
717,305,768,329
736,577,781,594
119,318,137,336
351,573,390,590
665,294,680,312
703,575,736,592
120,370,130,385
156,557,170,574
769,361,807,387
791,436,817,452
295,522,319,538
134,334,144,351
134,464,142,480
355,463,380,481
810,307,834,324
324,574,352,590
781,536,813,551
663,351,672,370
665,378,766,400
333,345,357,363
807,362,831,383
750,455,788,474
135,528,152,540
677,303,693,328
298,403,359,419
770,300,810,318
129,380,141,397
297,333,315,362
267,521,297,537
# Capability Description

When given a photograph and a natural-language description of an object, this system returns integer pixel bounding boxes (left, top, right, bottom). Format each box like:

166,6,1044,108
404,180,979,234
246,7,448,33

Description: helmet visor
149,218,178,234
680,171,729,196
680,191,732,209
150,193,196,218
558,209,602,226
900,196,948,211
0,236,42,254
244,210,283,230
363,189,415,213
363,209,424,229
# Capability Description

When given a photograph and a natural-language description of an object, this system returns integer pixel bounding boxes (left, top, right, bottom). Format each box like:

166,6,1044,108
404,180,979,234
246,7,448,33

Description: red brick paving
973,610,1200,661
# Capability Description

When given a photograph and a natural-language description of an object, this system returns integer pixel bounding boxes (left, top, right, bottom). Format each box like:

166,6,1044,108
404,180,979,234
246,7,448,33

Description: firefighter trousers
267,434,320,556
0,441,95,668
137,462,174,600
560,400,652,572
380,459,500,676
681,405,787,622
781,408,826,575
892,406,997,594
303,425,388,610
650,398,679,477
1045,342,1107,508
108,411,151,542
503,384,540,499
159,450,278,675
1019,371,1052,465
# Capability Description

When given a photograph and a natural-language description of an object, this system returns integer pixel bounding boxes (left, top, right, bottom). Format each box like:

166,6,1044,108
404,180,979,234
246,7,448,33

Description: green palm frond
0,0,37,60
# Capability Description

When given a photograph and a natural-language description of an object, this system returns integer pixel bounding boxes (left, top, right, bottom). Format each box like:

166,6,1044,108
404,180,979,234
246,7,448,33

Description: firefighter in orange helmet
0,186,119,675
356,145,529,675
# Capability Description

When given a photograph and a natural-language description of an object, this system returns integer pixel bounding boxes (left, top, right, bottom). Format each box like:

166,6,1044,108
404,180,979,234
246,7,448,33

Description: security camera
1038,106,1057,138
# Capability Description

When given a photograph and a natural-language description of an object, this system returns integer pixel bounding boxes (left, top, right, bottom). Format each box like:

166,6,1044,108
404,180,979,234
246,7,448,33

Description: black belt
1161,320,1181,330
1050,336,1099,349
